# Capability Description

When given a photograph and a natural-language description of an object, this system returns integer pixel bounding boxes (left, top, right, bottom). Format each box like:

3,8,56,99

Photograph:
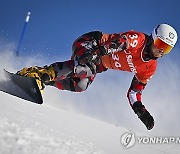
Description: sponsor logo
126,55,137,73
169,32,175,39
124,50,137,73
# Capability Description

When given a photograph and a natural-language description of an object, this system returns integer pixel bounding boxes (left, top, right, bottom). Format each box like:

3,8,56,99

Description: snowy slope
0,93,179,154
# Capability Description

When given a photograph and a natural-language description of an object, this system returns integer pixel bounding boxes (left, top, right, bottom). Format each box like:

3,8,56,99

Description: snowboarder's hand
98,36,127,55
139,110,154,130
132,101,154,130
78,52,94,65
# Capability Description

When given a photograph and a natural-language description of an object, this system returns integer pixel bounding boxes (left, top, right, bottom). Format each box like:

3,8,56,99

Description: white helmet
152,24,178,54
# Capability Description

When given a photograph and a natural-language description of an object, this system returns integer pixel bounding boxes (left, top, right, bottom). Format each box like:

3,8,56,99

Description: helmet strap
144,35,158,60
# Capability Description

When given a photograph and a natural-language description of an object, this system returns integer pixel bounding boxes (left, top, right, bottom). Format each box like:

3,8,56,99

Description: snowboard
0,70,43,104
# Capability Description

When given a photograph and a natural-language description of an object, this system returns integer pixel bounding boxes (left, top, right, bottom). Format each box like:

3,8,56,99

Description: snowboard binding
16,66,56,93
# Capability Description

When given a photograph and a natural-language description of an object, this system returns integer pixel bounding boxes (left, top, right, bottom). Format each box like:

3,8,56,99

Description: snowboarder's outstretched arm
127,76,154,130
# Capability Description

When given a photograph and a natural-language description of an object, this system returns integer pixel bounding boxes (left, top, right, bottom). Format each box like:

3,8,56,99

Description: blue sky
0,0,180,135
0,0,179,62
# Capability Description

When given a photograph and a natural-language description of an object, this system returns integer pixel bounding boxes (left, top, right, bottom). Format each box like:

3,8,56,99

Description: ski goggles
153,37,173,54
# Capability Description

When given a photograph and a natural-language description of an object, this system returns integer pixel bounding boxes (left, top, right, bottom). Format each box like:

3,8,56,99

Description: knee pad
74,64,95,78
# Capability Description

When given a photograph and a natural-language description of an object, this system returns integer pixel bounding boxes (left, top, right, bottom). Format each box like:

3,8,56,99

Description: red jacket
101,31,157,84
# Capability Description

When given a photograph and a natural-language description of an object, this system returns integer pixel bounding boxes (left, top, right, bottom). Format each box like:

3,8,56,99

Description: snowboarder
17,23,178,130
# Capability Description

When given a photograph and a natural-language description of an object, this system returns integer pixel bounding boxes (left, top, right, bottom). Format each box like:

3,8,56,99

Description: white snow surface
0,94,180,154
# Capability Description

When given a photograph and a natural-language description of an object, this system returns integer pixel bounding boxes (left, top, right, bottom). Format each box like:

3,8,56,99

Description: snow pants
49,31,107,92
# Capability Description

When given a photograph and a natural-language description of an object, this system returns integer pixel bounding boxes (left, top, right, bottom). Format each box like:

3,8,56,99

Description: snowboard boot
16,65,56,93
132,101,154,130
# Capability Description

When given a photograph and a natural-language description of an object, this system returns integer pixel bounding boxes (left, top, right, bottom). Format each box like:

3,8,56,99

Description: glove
132,101,154,130
78,51,99,65
99,35,128,55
